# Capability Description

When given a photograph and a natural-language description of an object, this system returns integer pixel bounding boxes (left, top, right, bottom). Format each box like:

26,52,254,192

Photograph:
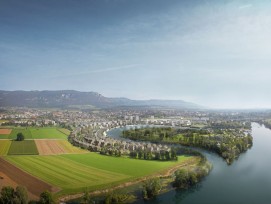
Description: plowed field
0,129,12,135
0,158,57,198
35,140,87,155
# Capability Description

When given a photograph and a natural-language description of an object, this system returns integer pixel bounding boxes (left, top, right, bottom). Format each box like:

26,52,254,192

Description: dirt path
59,157,200,202
0,157,58,198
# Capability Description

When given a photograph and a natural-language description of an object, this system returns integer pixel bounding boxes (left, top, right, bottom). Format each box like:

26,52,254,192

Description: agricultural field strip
2,127,68,139
0,157,53,198
8,140,39,155
35,140,66,155
6,155,129,189
61,154,190,177
0,129,12,134
0,140,11,155
35,140,88,155
9,129,32,139
29,128,67,139
57,128,70,135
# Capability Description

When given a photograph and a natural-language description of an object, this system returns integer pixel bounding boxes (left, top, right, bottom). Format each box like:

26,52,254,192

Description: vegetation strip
122,126,253,164
59,157,200,202
0,157,54,197
8,140,39,155
0,140,11,155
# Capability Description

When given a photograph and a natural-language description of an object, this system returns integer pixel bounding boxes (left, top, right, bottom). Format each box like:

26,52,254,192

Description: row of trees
100,147,122,157
129,149,178,161
0,186,54,204
123,127,253,165
122,127,210,141
79,154,211,202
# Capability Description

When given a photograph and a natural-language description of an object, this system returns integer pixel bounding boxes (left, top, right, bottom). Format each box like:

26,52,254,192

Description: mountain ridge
0,90,202,109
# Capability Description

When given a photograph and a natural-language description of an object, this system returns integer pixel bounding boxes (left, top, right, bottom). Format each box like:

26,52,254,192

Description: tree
104,191,130,204
15,186,28,204
0,186,28,204
142,178,161,199
0,186,15,204
81,190,92,204
173,170,199,189
39,191,54,204
16,132,24,141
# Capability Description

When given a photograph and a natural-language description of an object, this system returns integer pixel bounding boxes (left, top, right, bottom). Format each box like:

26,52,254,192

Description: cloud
239,4,253,10
50,64,141,78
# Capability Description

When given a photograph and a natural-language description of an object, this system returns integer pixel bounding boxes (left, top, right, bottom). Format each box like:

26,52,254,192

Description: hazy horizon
1,0,271,109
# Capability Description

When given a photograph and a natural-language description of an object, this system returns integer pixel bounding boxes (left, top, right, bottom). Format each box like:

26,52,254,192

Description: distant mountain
0,90,202,109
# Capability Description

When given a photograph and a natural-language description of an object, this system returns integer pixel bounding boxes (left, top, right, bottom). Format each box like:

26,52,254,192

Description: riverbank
62,155,211,203
121,126,253,165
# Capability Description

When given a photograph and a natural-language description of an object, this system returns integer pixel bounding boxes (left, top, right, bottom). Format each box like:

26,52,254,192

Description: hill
0,90,202,109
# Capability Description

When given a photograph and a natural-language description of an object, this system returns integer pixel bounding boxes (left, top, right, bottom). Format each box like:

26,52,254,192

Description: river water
107,123,271,204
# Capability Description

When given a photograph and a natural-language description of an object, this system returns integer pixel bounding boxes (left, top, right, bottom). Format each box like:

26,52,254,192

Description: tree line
122,126,253,164
0,186,54,204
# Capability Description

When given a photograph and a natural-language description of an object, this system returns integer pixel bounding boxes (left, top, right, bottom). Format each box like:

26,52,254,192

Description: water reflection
108,123,271,204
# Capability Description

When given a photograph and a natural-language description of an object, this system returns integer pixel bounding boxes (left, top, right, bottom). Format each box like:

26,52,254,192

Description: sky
0,0,271,109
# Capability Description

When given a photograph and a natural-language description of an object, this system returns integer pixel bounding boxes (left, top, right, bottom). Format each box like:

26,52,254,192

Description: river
107,123,271,204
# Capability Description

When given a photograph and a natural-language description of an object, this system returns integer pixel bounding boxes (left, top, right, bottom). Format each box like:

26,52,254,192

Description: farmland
35,140,88,155
30,128,67,139
0,158,54,200
0,140,11,155
8,140,39,155
0,125,197,200
57,128,71,135
5,153,192,196
0,127,68,139
0,128,12,135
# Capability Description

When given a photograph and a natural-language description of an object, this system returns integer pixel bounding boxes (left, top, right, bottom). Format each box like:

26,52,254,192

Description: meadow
6,153,192,196
0,127,68,139
57,128,71,135
8,140,39,155
29,128,68,139
0,140,12,155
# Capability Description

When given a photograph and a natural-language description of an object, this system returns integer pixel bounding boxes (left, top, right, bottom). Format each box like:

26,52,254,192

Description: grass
57,140,88,154
6,153,192,196
63,153,190,177
8,140,39,155
6,127,68,139
57,128,71,136
9,128,32,139
29,128,67,139
0,140,12,155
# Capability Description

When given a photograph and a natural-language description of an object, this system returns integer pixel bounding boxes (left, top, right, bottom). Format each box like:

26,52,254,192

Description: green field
5,127,68,139
0,134,10,139
6,153,191,195
57,140,88,154
57,128,71,136
0,140,12,155
8,140,39,155
9,128,32,139
29,128,67,139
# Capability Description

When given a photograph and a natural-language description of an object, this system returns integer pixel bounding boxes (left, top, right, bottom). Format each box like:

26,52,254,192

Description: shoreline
58,157,202,203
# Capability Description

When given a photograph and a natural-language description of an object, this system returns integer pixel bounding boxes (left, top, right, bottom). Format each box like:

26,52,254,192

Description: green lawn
0,140,12,155
57,128,71,136
29,128,67,139
0,134,10,139
9,128,32,139
63,153,190,177
7,127,68,139
6,153,191,195
8,140,39,155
